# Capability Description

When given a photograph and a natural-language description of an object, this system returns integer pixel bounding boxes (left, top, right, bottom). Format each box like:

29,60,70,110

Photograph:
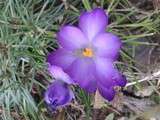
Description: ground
0,0,160,120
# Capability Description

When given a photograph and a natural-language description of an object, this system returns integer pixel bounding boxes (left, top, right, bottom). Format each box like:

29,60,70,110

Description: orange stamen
82,48,93,57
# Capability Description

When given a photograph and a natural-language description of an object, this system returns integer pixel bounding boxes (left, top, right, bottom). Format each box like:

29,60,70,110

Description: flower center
82,48,93,57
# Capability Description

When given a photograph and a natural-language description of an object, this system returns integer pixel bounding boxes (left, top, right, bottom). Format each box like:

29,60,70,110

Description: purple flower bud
44,66,74,110
45,80,74,111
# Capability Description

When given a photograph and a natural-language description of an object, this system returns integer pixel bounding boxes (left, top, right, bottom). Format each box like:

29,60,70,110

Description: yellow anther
82,48,93,57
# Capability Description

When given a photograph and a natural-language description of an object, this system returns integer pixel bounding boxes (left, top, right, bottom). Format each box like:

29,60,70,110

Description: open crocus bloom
45,66,74,110
47,8,127,101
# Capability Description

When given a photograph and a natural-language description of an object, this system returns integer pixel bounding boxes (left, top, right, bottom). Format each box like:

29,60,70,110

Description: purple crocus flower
45,66,74,110
47,8,127,101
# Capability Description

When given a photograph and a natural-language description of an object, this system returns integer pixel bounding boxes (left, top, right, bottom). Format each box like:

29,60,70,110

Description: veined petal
79,8,108,41
57,26,88,50
66,58,97,93
47,49,76,70
95,57,116,87
95,57,126,88
98,83,115,101
48,65,75,84
45,80,74,110
93,33,121,60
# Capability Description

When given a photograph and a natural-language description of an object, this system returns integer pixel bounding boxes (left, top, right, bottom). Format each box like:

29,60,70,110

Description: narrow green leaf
82,0,91,11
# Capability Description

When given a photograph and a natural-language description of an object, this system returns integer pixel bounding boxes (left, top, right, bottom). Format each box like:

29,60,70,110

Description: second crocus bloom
45,66,74,110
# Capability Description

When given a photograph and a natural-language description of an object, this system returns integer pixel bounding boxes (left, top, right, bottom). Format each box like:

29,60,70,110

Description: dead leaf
139,105,160,120
135,86,155,97
105,113,114,120
94,90,105,109
122,96,156,114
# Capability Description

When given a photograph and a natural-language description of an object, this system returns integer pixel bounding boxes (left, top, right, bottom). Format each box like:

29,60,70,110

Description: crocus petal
48,65,75,84
95,57,116,87
66,58,97,93
57,26,88,51
98,83,115,101
79,8,108,41
47,49,76,70
45,80,74,110
95,57,126,88
112,72,127,87
93,33,121,60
